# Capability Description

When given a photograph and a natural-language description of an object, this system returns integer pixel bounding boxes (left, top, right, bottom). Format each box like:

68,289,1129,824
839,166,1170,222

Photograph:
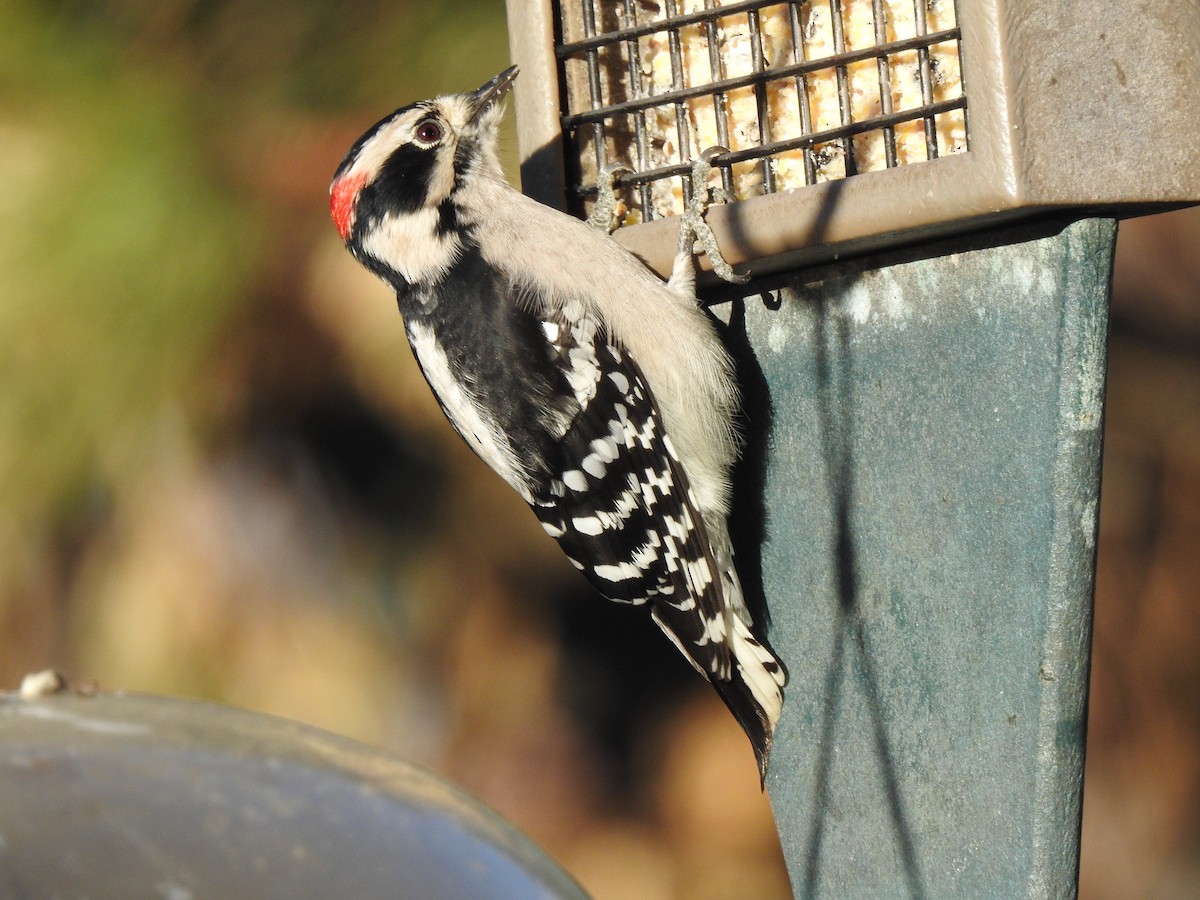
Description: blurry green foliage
29,0,510,109
0,2,265,566
0,0,509,578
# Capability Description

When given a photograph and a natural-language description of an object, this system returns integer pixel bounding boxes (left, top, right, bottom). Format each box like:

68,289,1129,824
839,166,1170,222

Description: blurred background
1,1,1197,897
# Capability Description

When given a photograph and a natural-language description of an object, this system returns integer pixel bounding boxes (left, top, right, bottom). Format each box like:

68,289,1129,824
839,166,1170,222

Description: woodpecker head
329,66,517,286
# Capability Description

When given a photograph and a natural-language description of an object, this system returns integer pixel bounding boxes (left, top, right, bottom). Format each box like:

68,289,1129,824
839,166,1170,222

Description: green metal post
725,217,1114,897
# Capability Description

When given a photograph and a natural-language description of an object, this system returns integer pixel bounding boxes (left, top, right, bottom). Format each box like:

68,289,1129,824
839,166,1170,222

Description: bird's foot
678,147,749,286
586,164,631,234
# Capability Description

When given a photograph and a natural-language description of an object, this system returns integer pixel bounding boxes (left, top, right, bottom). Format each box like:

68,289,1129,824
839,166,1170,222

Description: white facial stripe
346,95,479,195
346,112,424,183
407,322,530,497
425,139,457,207
361,209,461,285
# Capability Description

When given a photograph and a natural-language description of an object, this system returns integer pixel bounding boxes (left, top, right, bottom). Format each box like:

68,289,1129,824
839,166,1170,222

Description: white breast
406,321,532,500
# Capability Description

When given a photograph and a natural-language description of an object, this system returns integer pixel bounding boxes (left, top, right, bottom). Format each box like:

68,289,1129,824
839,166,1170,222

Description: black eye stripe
365,142,438,215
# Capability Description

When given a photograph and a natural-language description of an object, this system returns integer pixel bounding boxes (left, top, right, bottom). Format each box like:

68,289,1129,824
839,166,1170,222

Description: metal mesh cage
556,0,968,225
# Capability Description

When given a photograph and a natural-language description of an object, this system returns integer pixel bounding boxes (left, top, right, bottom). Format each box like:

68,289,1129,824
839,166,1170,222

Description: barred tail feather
651,600,785,783
711,615,786,783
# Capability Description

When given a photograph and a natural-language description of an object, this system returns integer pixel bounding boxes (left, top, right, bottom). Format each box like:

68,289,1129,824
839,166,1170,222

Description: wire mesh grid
554,0,968,225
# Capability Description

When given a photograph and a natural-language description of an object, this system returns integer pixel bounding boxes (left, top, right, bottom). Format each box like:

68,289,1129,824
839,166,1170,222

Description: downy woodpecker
329,66,785,777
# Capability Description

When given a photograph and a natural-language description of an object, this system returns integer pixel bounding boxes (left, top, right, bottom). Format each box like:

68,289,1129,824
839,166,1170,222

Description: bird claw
587,164,632,234
679,147,749,285
592,150,748,287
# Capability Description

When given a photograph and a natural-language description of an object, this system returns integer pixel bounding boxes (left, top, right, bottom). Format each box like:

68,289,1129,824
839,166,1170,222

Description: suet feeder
510,0,1200,277
507,1,1200,896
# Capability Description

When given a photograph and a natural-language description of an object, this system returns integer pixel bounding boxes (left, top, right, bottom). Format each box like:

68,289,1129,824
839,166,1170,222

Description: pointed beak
468,65,519,123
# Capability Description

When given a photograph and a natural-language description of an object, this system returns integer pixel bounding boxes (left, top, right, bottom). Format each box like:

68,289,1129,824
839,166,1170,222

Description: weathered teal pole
725,217,1113,897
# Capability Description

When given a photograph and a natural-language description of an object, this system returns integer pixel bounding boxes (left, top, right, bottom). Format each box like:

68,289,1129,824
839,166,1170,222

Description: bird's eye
415,119,443,145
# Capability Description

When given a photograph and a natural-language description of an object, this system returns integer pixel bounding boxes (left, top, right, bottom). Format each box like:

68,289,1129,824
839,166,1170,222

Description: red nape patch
330,172,368,240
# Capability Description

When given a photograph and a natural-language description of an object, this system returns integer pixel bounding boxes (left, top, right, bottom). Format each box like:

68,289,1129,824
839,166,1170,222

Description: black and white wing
528,304,784,765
